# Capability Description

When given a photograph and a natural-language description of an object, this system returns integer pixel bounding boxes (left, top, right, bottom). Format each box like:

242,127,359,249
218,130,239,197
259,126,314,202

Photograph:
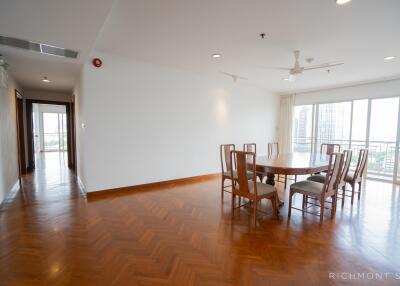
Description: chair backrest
220,144,235,174
268,142,279,157
320,143,341,155
338,150,352,189
230,150,257,195
354,148,369,181
243,143,256,153
323,152,344,196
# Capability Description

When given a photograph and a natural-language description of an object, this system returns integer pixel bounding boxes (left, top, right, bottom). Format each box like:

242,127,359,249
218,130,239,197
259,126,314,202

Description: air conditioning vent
0,35,78,59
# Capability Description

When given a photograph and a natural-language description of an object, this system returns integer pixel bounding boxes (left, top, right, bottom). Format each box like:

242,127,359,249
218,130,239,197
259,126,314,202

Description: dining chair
344,148,369,204
243,143,256,153
220,144,236,198
307,150,352,207
230,150,278,227
320,143,341,155
268,142,279,156
243,143,264,182
220,144,253,199
268,142,296,188
288,152,343,224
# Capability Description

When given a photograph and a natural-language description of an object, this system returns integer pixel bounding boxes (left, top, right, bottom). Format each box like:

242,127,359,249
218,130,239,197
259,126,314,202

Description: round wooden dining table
255,152,330,186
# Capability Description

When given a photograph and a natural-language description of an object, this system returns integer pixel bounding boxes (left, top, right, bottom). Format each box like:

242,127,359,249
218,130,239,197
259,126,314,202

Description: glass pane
292,105,313,152
43,113,60,151
350,99,369,168
368,97,399,179
317,102,352,150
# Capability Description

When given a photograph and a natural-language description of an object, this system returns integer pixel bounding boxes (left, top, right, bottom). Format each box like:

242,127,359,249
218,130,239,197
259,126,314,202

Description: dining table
254,152,330,185
252,152,330,205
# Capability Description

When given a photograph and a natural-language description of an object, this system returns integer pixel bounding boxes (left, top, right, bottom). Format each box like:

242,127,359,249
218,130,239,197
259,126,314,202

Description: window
317,102,351,149
293,105,313,152
292,96,400,183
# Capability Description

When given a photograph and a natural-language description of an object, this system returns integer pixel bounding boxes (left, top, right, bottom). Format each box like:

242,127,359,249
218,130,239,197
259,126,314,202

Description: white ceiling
1,0,400,93
95,0,400,93
0,0,115,92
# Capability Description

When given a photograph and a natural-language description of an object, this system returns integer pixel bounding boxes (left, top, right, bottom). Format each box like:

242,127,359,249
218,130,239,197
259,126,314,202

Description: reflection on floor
0,158,399,285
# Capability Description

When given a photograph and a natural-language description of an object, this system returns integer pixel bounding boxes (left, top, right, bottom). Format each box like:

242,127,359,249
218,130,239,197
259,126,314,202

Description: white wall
0,72,20,204
77,51,279,192
293,78,400,105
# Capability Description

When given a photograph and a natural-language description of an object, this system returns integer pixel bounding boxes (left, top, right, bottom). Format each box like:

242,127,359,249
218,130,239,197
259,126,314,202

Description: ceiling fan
220,71,248,83
277,50,343,81
0,54,9,70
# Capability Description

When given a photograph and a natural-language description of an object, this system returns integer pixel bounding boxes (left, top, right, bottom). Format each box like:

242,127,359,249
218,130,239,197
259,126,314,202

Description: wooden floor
1,152,399,285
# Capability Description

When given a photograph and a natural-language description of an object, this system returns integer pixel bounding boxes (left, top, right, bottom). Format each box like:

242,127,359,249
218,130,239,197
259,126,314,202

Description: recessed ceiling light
211,53,222,59
336,0,352,5
384,56,396,61
283,78,290,81
42,76,50,83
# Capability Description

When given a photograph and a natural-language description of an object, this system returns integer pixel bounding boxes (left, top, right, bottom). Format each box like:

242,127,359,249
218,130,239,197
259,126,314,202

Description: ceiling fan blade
220,71,248,81
304,62,344,71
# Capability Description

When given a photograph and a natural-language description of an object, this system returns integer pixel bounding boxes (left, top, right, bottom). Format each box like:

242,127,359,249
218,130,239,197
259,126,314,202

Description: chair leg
288,192,293,219
231,194,235,218
295,175,297,182
253,199,257,227
341,186,345,207
351,183,355,205
358,182,362,200
302,194,306,217
284,175,287,189
331,194,336,219
320,198,325,224
221,177,225,199
272,195,278,218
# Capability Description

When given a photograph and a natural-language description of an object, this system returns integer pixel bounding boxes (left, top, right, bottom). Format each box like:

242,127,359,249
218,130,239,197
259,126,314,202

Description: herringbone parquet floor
0,152,399,285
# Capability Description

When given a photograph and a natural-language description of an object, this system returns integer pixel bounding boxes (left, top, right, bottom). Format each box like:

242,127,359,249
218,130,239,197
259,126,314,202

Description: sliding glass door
42,112,67,152
368,97,399,180
316,101,352,150
293,105,313,152
292,96,400,183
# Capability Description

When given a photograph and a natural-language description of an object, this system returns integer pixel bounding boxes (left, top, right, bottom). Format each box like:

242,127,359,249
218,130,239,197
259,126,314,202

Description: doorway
24,99,76,175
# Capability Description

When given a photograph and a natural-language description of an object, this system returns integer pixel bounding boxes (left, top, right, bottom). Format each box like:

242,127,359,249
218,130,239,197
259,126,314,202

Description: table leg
266,173,284,207
266,173,275,186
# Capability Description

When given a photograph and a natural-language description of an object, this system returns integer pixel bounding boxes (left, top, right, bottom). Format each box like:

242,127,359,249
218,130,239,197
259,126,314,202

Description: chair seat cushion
249,182,277,196
290,180,324,195
345,171,355,182
224,171,253,179
307,174,326,184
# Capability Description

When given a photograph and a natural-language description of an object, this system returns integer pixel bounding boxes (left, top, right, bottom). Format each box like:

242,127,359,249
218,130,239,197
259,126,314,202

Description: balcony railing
293,137,398,179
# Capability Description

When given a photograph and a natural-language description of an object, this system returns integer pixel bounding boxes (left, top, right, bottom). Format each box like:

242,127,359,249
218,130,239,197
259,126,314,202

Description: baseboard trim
0,180,21,211
87,173,220,199
77,176,87,198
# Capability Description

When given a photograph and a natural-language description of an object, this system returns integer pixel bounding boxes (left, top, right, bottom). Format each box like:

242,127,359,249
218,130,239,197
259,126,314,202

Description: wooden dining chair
268,142,296,188
320,143,341,155
288,152,343,224
220,144,236,198
308,150,352,207
243,143,256,153
230,150,278,226
220,144,253,199
243,143,265,182
344,148,369,204
268,142,279,157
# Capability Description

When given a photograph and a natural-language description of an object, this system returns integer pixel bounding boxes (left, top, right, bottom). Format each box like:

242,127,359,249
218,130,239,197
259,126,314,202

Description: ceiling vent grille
0,35,78,59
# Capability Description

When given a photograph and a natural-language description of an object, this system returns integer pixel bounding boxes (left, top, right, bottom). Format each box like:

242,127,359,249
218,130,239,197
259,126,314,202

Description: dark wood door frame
25,99,76,173
15,90,26,186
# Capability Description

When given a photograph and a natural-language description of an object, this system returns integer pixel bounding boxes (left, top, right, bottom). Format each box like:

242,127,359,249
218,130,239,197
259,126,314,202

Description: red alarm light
92,58,102,68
